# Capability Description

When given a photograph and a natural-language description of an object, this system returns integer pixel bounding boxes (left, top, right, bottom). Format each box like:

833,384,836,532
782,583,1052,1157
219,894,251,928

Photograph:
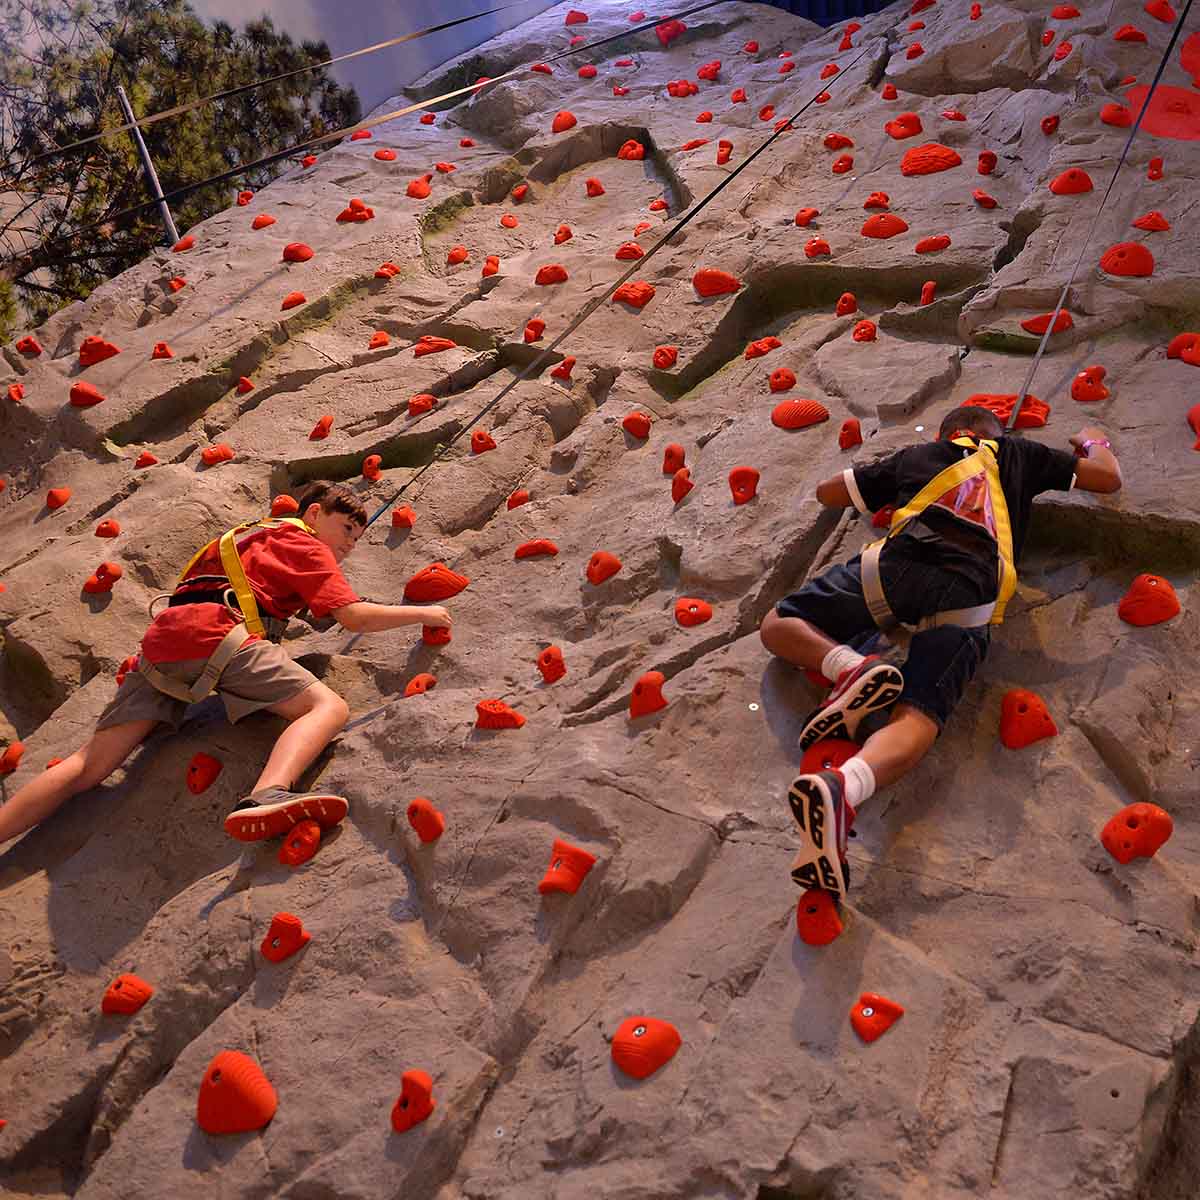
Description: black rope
364,36,882,528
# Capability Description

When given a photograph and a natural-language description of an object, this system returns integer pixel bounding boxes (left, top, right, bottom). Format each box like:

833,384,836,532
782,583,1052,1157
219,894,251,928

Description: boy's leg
0,719,159,847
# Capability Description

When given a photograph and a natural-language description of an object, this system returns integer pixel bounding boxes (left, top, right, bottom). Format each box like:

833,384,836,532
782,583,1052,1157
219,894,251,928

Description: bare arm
815,473,853,507
1068,427,1122,494
331,602,452,633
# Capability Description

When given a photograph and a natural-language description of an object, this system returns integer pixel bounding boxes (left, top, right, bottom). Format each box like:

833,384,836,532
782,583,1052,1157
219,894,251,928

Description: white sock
839,756,876,812
821,644,865,683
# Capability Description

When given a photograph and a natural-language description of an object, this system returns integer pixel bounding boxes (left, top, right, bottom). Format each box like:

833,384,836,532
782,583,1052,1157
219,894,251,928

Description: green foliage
0,0,360,338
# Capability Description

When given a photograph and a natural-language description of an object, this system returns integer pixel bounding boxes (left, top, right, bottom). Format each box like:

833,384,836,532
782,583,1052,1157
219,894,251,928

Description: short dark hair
295,480,369,527
938,405,1004,441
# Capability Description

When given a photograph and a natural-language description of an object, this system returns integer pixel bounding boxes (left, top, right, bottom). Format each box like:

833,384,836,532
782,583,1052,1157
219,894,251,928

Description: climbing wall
2,0,1199,1196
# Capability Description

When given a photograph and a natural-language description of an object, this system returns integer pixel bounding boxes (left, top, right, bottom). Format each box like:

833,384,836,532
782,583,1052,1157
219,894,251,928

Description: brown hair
294,480,369,527
937,404,1004,441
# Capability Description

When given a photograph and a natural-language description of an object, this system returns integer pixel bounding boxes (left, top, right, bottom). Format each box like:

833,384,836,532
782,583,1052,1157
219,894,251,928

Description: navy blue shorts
774,546,991,733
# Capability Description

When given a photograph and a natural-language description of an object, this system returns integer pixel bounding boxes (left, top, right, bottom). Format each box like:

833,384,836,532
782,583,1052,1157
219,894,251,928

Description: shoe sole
799,663,904,751
787,775,848,900
224,794,349,843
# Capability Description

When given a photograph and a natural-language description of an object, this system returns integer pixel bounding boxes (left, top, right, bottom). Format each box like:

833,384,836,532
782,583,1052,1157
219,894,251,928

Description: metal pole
115,85,179,246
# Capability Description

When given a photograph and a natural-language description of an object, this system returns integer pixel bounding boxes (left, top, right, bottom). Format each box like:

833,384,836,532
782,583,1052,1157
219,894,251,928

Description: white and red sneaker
798,655,903,751
787,769,853,900
224,786,348,842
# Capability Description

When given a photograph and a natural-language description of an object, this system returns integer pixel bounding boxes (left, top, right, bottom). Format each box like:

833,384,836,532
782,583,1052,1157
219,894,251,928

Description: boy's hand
1070,426,1109,452
421,605,452,629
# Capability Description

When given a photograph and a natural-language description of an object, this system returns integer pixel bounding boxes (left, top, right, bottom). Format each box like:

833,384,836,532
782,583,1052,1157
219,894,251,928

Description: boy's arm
815,474,854,507
331,602,452,633
1068,427,1122,493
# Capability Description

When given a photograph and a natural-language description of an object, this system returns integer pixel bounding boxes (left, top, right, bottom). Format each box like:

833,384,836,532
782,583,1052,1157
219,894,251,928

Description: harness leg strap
137,624,251,704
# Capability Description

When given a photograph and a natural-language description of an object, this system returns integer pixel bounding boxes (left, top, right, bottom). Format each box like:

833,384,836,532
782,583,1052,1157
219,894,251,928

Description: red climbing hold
1118,573,1181,625
623,412,652,438
186,752,223,795
234,376,254,394
404,563,469,603
693,268,740,298
1071,365,1109,402
729,466,759,505
422,624,452,646
15,336,41,357
565,7,588,22
674,597,713,627
475,699,526,729
1100,103,1134,127
839,418,863,449
391,1070,435,1133
613,281,655,309
906,42,924,58
1021,311,1074,334
853,320,878,342
968,392,1048,427
349,130,371,141
1053,41,1073,60
376,262,401,278
836,293,857,316
617,139,646,160
278,820,321,867
745,336,782,359
404,673,438,698
507,489,530,509
1148,157,1164,181
46,487,72,509
102,974,154,1015
1100,241,1155,276
302,154,317,167
173,234,195,252
260,912,310,963
391,505,417,529
730,87,747,104
524,318,546,343
1050,168,1093,195
515,539,558,558
552,110,577,133
535,264,569,286
414,336,456,357
135,452,158,468
630,670,668,717
769,367,796,393
882,83,898,100
885,112,923,139
271,495,299,517
482,254,501,276
977,150,997,176
1041,114,1058,134
616,242,645,260
337,197,375,223
586,550,623,585
832,155,854,174
900,143,962,175
196,1051,277,1135
0,741,23,775
1101,802,1174,865
863,192,889,209
446,246,469,267
1114,23,1148,40
759,105,775,122
361,454,382,482
419,112,436,124
656,17,686,46
612,1016,680,1078
796,888,844,946
374,148,396,161
1144,0,1176,20
369,330,390,349
406,174,433,199
538,839,596,894
717,140,733,165
83,562,122,594
69,381,106,408
662,444,686,475
851,993,905,1042
697,111,713,122
671,468,693,503
649,199,668,212
920,281,937,306
974,189,998,209
794,208,819,227
824,133,854,150
199,444,235,469
680,138,709,151
281,291,305,310
585,178,606,198
915,234,951,253
407,797,446,843
862,213,909,239
79,336,120,367
1132,211,1170,231
1000,688,1058,749
772,400,829,429
309,415,333,440
1167,333,1200,365
653,345,679,369
95,519,120,538
537,645,566,684
471,430,497,454
550,356,576,380
805,237,831,258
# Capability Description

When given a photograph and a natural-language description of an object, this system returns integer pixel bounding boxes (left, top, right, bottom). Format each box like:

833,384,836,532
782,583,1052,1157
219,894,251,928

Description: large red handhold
794,208,819,227
251,214,275,229
629,670,667,717
565,7,587,22
552,110,577,133
537,645,566,683
613,281,655,309
1000,688,1058,749
967,392,1048,427
422,624,452,646
1118,573,1181,625
1100,103,1133,127
1071,365,1109,402
656,17,686,45
824,133,853,150
535,264,568,285
1099,242,1155,276
796,888,844,946
901,143,962,176
554,224,573,245
538,838,596,894
196,1051,277,1135
623,412,652,438
1144,0,1175,21
612,1016,681,1078
862,213,909,239
587,550,622,584
283,242,314,262
851,993,905,1042
407,797,445,843
260,912,310,962
729,466,759,504
476,699,526,729
1021,311,1074,334
69,382,106,408
1101,802,1173,864
693,268,741,297
772,400,829,429
769,368,796,393
95,519,120,538
391,1070,435,1133
414,336,456,357
79,336,120,367
391,505,417,528
471,430,496,454
404,563,469,602
675,597,712,626
186,752,223,795
832,155,854,174
83,562,121,594
1050,168,1093,195
515,539,558,559
839,418,863,449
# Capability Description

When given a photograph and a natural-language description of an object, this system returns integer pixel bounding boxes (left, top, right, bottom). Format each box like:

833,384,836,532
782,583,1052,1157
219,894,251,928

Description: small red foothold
309,414,334,440
585,177,606,197
851,992,905,1042
794,208,820,228
796,888,844,946
729,466,759,504
391,505,417,529
279,819,321,867
1071,365,1109,402
78,336,121,366
1100,102,1134,127
414,335,456,357
0,742,24,774
805,236,831,258
514,539,558,558
537,645,567,684
271,495,299,517
616,242,645,260
475,699,526,729
260,913,310,963
630,671,668,718
862,213,909,239
69,381,106,408
135,452,158,468
362,454,382,481
693,268,740,298
524,318,545,343
973,189,998,209
697,110,713,123
836,292,857,316
47,487,72,509
376,261,401,278
538,838,596,894
507,489,530,510
422,624,452,646
617,139,645,160
1147,157,1164,181
186,752,223,795
173,234,195,252
906,41,924,58
95,519,121,538
482,254,501,277
15,335,41,356
648,199,668,212
662,444,686,474
745,336,782,359
1101,802,1173,864
407,797,446,843
839,418,863,449
623,412,652,439
1144,0,1176,22
612,1016,681,1077
915,234,951,253
1000,688,1058,749
885,112,923,139
920,281,937,305
4,383,19,402
1021,311,1074,335
151,341,174,359
535,263,568,285
716,140,733,165
612,281,655,309
1118,573,1180,625
550,356,576,381
853,320,878,342
281,291,306,310
769,367,796,393
832,154,854,174
102,973,154,1014
675,597,713,626
1167,333,1200,366
391,1069,435,1133
471,430,497,454
671,467,693,503
404,673,437,698
1132,211,1170,231
446,246,469,266
881,83,898,100
83,562,122,594
552,110,577,133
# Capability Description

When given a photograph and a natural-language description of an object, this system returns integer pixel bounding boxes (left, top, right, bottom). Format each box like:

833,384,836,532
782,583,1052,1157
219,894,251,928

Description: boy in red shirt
0,481,453,848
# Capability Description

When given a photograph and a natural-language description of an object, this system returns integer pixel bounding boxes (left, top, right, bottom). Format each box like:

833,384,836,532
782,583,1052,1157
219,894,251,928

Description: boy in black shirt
759,405,1123,900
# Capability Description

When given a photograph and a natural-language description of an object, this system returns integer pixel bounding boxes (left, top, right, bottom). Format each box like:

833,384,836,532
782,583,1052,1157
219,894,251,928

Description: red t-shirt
140,524,361,664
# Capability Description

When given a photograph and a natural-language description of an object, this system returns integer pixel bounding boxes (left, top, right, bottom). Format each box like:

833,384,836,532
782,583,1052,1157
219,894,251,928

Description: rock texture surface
1,1,1199,1197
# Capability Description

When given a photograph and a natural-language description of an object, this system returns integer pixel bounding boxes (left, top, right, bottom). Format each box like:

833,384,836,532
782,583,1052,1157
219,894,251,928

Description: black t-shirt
850,436,1078,598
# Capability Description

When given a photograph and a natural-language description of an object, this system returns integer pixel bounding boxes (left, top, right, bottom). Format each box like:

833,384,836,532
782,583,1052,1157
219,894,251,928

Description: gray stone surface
1,0,1198,1197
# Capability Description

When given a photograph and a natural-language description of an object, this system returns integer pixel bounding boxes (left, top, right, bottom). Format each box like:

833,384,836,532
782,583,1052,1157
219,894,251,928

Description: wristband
1077,437,1112,458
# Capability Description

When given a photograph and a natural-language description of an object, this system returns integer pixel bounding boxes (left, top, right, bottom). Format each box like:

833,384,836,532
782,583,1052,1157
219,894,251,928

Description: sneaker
787,770,853,901
798,655,904,751
224,786,349,842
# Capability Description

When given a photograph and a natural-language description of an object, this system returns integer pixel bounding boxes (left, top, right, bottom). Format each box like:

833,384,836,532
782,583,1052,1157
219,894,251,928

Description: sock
821,644,865,683
839,756,876,812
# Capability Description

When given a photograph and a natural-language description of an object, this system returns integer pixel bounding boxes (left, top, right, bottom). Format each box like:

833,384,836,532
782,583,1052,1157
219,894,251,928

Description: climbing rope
1005,0,1195,431
364,35,881,528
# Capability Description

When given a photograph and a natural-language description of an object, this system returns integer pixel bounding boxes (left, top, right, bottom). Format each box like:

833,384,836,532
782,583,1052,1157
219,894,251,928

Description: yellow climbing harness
847,436,1017,637
139,516,318,704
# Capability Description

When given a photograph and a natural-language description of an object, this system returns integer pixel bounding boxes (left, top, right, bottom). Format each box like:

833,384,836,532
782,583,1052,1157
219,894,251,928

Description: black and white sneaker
787,769,853,901
798,655,904,751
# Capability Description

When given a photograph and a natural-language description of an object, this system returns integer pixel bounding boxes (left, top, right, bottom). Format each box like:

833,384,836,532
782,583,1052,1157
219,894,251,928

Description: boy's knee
324,693,350,729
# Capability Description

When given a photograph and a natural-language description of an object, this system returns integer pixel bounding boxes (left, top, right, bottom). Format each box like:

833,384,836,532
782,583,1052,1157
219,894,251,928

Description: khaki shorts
95,638,319,733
